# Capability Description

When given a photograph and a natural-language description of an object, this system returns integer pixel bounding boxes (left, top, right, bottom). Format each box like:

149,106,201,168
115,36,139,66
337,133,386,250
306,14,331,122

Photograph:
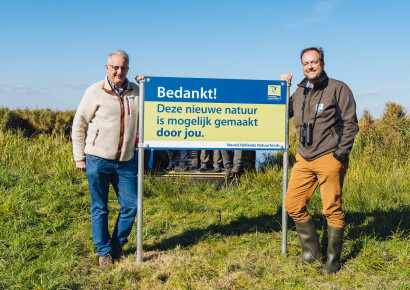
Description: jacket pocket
126,97,130,115
330,127,339,146
92,129,99,146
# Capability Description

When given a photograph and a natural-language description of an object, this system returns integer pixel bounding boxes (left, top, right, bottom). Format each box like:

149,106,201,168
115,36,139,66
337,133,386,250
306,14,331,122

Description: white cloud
50,83,88,90
0,82,41,95
67,83,88,89
282,0,338,28
356,91,380,98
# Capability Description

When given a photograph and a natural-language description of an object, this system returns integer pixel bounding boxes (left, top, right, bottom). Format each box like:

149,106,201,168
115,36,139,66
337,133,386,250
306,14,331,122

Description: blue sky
0,0,409,118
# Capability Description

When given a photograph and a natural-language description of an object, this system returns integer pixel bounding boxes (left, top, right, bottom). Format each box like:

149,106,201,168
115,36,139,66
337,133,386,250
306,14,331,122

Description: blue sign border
145,76,286,105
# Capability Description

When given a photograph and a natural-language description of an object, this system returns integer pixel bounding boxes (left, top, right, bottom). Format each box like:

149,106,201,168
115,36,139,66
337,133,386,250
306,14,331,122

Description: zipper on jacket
330,127,339,145
92,129,99,146
126,97,130,115
116,97,125,161
307,93,312,121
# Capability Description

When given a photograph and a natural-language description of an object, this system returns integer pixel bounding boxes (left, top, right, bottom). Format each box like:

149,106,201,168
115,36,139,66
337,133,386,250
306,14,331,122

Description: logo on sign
267,85,281,101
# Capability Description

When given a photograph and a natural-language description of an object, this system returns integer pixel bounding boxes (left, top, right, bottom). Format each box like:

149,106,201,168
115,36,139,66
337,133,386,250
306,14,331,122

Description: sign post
136,80,145,264
281,81,290,254
136,76,289,262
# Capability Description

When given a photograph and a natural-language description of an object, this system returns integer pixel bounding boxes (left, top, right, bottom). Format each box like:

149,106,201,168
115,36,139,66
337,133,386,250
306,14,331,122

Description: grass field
0,104,409,289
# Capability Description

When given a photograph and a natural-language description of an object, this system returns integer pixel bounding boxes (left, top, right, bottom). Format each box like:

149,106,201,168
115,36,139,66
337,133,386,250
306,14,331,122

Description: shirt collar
107,78,129,97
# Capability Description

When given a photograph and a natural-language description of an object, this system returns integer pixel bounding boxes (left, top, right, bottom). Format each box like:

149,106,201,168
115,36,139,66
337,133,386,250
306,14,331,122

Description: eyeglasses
108,64,129,71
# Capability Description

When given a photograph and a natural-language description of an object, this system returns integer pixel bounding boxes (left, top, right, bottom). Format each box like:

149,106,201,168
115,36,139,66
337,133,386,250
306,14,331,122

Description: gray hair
107,50,129,64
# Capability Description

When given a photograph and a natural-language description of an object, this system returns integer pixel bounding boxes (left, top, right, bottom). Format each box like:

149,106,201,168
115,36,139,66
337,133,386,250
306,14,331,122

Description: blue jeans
86,155,138,256
166,150,189,167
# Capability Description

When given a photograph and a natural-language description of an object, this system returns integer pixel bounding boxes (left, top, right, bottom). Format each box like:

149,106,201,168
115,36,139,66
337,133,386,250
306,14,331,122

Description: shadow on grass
144,210,284,251
312,207,410,261
141,207,409,262
343,207,409,261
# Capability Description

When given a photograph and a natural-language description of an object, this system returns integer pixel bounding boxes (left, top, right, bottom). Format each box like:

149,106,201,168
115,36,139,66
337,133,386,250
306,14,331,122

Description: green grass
0,104,409,289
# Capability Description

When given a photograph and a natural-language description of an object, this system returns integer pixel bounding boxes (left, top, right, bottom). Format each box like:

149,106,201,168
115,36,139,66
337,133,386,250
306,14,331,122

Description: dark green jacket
289,72,359,162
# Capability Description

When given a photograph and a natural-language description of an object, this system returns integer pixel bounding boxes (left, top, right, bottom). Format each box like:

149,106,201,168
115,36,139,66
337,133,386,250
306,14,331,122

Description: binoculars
300,122,313,146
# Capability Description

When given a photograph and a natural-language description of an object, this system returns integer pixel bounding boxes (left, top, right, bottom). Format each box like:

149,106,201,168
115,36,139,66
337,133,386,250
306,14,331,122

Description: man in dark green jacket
281,47,359,275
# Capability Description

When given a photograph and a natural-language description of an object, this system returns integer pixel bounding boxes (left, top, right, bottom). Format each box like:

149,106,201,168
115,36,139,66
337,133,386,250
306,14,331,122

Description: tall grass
0,103,409,288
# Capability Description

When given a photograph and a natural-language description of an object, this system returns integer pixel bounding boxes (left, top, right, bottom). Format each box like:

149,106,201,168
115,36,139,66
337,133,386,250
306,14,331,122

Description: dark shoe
99,252,113,268
166,164,175,171
198,163,208,171
231,166,241,175
295,219,322,263
322,225,344,275
214,166,222,172
112,243,127,262
174,166,187,172
224,167,232,177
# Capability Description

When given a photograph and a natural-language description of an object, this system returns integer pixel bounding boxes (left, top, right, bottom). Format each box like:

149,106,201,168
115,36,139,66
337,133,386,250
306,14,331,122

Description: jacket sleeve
333,83,359,162
288,95,294,119
71,88,99,161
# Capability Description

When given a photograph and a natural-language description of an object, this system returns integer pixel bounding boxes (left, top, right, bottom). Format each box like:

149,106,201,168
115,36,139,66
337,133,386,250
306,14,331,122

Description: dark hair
300,47,324,63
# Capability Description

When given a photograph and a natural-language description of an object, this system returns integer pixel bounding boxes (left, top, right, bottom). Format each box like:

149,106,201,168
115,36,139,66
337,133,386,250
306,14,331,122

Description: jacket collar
102,76,133,94
298,71,329,91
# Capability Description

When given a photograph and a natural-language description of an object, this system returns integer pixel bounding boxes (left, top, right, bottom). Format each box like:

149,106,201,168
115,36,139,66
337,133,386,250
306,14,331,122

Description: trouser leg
285,154,319,222
178,150,189,167
315,153,348,228
232,150,242,169
200,150,210,164
86,155,113,256
212,150,222,168
221,150,232,169
166,150,175,166
111,159,138,246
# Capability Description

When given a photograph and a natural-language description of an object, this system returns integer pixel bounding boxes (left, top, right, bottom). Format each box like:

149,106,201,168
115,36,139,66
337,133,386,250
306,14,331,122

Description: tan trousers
284,152,349,228
200,150,222,168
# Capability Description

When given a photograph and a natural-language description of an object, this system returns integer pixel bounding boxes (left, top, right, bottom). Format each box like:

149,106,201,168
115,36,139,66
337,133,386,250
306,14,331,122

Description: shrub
0,107,75,137
352,102,409,165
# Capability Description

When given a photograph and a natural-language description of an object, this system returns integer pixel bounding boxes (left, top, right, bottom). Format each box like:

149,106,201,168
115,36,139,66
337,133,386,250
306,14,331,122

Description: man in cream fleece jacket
72,50,143,268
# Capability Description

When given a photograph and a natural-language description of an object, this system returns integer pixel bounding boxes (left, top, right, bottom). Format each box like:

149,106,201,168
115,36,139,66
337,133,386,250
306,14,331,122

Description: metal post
136,79,145,263
281,81,291,254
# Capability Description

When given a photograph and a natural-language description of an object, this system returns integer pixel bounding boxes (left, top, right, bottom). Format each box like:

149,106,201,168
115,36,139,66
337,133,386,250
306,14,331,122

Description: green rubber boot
294,219,322,263
322,225,344,275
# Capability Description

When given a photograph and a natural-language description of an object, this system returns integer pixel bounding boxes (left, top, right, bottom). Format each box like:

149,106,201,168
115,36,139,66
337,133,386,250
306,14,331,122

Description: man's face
301,50,324,83
105,54,129,88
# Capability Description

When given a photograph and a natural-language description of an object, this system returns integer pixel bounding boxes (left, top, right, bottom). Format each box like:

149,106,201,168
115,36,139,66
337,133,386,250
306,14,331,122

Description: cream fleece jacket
72,76,139,162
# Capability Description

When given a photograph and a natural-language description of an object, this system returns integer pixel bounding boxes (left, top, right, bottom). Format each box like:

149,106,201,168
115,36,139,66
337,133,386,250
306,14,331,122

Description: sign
143,76,286,150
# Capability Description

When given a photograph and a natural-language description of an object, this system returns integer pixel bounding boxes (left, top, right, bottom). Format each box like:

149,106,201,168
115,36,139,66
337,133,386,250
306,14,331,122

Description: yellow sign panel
144,101,285,149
